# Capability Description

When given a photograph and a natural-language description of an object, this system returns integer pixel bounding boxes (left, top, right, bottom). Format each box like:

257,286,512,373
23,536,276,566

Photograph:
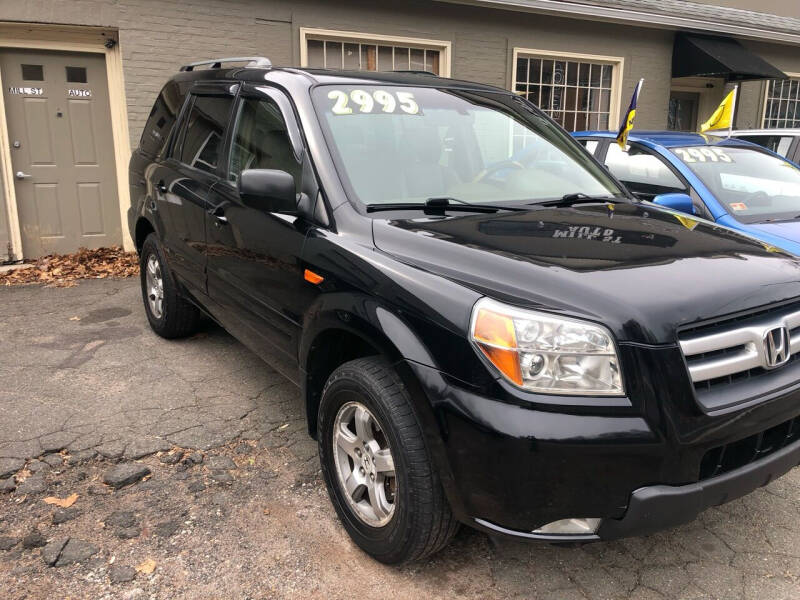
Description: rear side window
738,135,793,158
178,95,233,174
578,139,599,154
139,81,185,158
604,143,685,199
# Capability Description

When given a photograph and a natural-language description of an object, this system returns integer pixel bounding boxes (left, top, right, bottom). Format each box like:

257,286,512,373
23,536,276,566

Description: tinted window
738,135,793,158
139,82,186,157
579,139,599,154
179,95,233,174
228,97,301,187
604,144,685,199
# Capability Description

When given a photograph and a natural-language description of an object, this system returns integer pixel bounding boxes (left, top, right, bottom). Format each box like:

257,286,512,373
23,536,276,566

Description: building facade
0,0,798,260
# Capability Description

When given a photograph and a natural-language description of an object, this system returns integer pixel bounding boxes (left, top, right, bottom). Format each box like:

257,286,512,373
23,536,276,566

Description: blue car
571,131,800,255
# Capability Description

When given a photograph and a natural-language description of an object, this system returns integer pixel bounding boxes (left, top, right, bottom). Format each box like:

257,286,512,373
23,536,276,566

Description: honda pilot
129,57,800,563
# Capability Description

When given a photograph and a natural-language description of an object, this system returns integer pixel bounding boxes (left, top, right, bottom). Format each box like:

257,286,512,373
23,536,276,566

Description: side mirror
238,169,297,214
653,192,695,215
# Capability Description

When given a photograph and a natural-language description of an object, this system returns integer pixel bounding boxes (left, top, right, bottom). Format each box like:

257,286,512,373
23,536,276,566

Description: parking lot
0,278,799,599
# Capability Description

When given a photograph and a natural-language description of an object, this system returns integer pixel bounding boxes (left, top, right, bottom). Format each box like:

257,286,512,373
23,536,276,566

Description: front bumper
405,356,800,542
597,435,800,540
472,435,800,542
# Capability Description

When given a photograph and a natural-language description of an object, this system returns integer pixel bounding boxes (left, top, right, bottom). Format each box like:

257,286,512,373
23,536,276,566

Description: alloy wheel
145,254,164,319
332,401,397,527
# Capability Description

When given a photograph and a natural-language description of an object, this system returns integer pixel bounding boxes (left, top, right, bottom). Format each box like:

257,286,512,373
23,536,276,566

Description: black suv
130,57,800,564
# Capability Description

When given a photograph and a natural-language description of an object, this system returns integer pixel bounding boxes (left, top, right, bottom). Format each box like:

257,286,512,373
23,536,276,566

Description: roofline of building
436,0,800,46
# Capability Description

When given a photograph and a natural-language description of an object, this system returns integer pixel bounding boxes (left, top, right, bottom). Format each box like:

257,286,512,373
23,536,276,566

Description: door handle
15,171,32,180
207,204,228,225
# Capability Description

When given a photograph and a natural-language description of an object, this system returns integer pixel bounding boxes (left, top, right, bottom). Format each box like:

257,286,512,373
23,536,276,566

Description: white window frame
299,28,452,77
761,72,800,129
511,47,624,131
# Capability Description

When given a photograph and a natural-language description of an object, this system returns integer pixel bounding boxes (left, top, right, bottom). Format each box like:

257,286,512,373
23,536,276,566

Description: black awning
672,33,788,81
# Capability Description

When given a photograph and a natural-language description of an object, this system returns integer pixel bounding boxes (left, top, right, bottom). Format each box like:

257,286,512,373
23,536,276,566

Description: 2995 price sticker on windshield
673,147,733,163
327,89,422,116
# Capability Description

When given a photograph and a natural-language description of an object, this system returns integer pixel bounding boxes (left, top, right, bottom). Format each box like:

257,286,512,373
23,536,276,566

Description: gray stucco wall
0,0,677,142
736,39,800,129
0,0,798,142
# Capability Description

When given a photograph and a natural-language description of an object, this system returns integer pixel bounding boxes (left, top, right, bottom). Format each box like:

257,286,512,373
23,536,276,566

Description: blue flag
616,79,643,149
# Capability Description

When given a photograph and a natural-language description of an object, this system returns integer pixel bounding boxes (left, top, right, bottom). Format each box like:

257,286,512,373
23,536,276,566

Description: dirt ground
1,278,799,599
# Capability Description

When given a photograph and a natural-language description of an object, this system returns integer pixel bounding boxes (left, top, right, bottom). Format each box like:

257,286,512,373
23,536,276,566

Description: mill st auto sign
8,86,43,96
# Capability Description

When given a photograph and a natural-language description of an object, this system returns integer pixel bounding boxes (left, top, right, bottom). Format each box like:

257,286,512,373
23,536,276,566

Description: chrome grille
679,309,800,384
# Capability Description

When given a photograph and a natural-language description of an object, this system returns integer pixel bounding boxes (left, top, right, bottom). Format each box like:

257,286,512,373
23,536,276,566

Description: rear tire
318,356,459,564
139,233,200,339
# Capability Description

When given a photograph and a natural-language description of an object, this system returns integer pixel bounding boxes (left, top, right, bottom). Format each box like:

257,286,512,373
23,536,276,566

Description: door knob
15,171,32,180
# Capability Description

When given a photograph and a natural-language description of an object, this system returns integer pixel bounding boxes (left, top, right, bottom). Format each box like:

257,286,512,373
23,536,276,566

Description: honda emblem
764,327,790,369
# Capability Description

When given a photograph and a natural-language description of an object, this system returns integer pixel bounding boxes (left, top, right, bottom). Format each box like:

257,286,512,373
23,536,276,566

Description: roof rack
180,57,272,72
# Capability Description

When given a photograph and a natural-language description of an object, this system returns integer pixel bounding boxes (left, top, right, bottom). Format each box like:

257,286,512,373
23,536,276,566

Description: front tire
139,233,199,339
318,356,459,563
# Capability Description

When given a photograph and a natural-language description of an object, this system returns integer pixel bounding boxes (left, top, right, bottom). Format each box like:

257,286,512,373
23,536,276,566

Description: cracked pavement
1,278,799,599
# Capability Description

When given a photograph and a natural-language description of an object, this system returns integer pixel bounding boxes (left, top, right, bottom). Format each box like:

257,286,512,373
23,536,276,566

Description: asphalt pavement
0,278,798,599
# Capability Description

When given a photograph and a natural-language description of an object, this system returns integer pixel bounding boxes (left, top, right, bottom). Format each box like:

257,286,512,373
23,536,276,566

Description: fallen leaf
136,558,157,574
69,316,81,321
43,493,79,508
277,423,289,431
263,508,271,515
0,246,138,288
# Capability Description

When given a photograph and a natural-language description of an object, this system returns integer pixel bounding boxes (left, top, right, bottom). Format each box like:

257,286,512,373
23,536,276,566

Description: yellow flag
700,89,736,133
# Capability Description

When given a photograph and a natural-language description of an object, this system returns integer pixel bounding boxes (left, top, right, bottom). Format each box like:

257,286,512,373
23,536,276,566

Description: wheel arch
301,299,467,520
134,216,156,254
300,297,437,440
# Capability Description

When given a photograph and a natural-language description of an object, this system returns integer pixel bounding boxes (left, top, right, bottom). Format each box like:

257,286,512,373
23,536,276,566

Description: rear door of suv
156,83,236,295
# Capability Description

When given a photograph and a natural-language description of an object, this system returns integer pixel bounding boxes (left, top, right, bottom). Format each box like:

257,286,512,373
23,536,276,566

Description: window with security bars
514,55,615,133
763,78,800,128
306,38,440,75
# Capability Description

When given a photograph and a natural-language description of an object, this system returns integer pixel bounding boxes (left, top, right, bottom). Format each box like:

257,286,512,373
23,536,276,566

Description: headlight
469,298,623,396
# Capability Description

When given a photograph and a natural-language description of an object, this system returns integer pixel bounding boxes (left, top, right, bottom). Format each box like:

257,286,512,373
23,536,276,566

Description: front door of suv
204,87,312,383
155,85,236,295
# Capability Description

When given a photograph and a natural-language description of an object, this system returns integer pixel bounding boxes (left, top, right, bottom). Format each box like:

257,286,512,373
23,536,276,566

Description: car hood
372,203,800,344
745,220,800,251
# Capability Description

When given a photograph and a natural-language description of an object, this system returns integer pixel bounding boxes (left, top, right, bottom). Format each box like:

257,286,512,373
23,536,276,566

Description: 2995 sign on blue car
573,130,800,255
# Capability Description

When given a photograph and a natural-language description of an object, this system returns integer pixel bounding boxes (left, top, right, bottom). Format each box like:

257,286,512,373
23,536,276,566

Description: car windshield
312,85,623,207
670,145,800,224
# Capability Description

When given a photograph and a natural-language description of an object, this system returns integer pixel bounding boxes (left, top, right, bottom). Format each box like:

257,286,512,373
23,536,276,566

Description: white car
728,129,800,164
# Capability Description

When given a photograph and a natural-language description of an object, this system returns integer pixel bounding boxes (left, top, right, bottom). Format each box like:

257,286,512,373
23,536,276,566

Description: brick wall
0,0,799,143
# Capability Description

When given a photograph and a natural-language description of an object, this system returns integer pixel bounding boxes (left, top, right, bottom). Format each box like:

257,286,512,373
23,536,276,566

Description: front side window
604,144,686,199
763,78,800,129
312,85,622,207
227,96,301,187
514,53,617,132
670,145,800,224
178,95,233,174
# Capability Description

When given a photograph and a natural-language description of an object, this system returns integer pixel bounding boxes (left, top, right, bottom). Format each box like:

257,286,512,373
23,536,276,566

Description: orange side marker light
304,269,324,285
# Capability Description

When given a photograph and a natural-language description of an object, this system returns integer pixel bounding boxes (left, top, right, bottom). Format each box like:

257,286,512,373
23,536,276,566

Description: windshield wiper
534,193,627,207
366,197,527,213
